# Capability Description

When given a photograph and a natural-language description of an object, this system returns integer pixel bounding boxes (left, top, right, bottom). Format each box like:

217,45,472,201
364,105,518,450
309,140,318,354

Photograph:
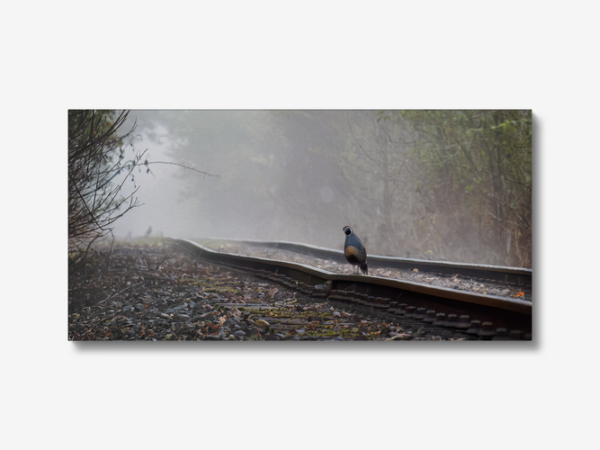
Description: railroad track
173,239,533,340
195,237,532,287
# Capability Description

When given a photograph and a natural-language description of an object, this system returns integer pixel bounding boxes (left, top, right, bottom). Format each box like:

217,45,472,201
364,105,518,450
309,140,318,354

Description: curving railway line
173,238,533,340
195,237,532,286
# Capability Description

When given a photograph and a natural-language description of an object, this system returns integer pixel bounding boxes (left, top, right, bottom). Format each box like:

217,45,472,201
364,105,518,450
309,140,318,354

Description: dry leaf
264,288,279,300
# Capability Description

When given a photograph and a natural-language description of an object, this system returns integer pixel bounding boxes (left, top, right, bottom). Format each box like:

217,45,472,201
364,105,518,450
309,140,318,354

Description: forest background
79,110,532,267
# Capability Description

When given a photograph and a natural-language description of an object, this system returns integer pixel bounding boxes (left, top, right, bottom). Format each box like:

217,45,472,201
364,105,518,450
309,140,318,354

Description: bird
342,226,368,275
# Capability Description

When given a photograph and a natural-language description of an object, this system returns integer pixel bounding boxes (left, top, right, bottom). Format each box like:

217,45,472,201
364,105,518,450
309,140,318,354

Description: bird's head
343,226,353,236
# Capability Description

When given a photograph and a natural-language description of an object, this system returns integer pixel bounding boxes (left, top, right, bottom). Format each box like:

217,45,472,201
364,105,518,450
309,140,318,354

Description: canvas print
68,110,532,341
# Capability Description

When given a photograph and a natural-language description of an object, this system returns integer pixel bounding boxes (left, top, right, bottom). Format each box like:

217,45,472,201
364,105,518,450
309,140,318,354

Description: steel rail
195,237,532,286
173,239,532,337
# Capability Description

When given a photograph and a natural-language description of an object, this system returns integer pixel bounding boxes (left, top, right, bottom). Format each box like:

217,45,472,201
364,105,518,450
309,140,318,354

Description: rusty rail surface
173,239,532,338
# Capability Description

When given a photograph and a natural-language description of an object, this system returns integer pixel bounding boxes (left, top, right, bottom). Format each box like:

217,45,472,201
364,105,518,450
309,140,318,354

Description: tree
68,110,144,254
327,111,418,255
397,110,532,266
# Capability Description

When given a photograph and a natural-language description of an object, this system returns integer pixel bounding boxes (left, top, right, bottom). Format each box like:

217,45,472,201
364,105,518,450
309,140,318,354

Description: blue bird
343,226,368,275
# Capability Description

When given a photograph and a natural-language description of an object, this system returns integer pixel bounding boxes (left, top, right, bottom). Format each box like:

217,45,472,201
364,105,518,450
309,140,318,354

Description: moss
179,279,240,295
321,329,342,337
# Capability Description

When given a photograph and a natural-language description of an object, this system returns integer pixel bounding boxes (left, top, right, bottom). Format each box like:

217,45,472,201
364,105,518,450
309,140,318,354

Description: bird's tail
360,263,368,275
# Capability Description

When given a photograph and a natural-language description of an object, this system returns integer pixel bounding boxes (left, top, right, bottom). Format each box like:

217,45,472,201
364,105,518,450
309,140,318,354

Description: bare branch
145,161,220,178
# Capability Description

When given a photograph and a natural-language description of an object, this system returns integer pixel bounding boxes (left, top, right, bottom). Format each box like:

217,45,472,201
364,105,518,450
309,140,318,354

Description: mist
111,110,532,267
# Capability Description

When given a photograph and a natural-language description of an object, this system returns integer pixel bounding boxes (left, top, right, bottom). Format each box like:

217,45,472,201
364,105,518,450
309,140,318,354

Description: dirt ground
68,240,477,341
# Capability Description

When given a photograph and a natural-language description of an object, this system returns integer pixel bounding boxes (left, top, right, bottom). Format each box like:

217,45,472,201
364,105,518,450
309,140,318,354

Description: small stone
265,334,281,341
174,314,190,321
204,335,224,341
233,330,246,337
225,318,237,327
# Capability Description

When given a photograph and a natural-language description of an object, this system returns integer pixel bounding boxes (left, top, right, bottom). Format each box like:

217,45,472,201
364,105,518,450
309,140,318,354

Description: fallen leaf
264,288,279,301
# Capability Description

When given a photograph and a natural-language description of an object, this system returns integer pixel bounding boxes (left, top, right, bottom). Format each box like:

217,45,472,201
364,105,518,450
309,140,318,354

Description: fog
111,110,532,267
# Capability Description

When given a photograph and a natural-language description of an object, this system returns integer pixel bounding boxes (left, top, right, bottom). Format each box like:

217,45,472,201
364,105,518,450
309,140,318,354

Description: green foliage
397,110,532,266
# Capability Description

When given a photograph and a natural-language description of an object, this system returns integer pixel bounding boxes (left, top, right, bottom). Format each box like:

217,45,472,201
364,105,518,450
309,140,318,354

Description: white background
2,1,598,449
